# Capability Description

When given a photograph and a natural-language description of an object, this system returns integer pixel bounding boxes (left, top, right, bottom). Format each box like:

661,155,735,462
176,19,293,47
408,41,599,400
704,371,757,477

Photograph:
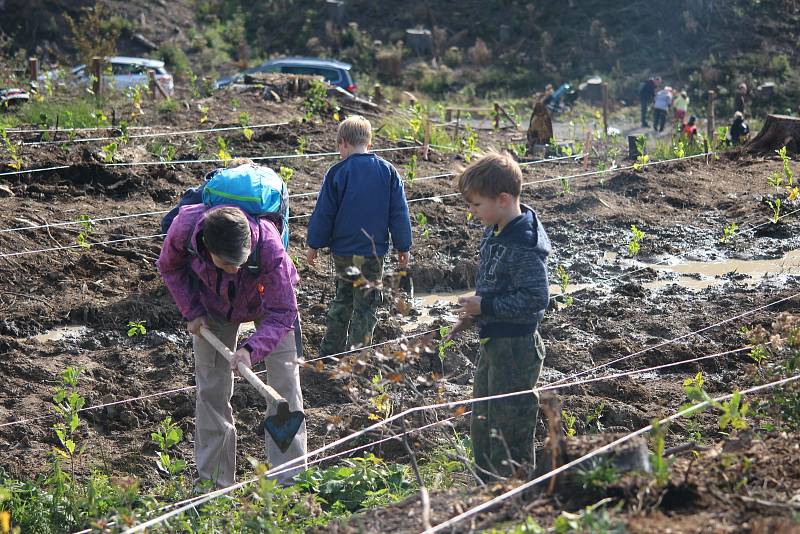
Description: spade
199,327,305,453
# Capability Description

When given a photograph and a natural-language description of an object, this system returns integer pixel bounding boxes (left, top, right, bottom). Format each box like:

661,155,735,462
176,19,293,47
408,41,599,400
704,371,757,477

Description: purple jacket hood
156,204,299,363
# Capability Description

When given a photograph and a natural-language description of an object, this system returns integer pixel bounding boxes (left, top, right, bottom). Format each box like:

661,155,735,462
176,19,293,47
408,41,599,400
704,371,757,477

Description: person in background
683,115,699,144
639,76,661,128
673,90,689,125
653,86,673,133
735,83,748,115
728,111,750,145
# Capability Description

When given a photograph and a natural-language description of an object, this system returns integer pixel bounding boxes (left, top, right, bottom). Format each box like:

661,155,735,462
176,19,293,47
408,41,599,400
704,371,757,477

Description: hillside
2,0,800,113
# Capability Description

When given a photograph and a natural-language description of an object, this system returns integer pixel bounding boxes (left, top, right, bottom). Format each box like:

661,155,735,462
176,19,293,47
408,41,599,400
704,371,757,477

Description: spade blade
264,401,305,453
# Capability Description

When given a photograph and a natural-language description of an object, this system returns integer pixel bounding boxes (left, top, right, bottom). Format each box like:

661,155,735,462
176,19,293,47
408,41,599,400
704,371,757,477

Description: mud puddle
30,325,89,343
640,248,800,291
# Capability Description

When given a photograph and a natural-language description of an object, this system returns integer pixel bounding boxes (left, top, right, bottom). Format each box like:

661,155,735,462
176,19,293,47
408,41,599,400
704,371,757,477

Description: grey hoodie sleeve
479,248,549,320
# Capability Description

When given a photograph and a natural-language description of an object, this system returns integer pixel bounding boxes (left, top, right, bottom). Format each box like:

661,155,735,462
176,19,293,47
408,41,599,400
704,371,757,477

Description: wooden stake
602,83,609,137
422,119,431,161
148,70,157,100
373,83,382,104
494,102,500,129
148,70,169,100
28,57,38,88
91,57,103,96
707,90,716,143
583,130,592,170
454,109,461,141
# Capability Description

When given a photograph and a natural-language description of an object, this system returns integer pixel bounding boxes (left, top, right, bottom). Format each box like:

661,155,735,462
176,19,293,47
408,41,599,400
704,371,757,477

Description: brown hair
457,151,522,198
226,157,255,168
337,115,372,147
202,207,252,265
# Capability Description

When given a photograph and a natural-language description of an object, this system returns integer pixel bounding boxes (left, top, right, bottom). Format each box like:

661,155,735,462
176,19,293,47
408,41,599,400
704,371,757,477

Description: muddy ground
1,89,799,533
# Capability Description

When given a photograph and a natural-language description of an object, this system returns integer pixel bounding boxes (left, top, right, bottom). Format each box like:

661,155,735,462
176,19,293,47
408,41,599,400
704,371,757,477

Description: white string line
546,291,800,388
0,233,166,258
5,126,157,134
121,334,790,533
21,121,291,146
122,409,470,534
253,153,585,202
424,371,800,533
0,153,584,235
288,152,716,219
72,410,469,534
0,327,440,430
2,161,796,258
0,146,419,177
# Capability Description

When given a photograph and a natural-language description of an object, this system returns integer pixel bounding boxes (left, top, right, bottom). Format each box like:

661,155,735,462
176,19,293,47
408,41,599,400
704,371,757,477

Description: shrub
158,43,191,81
467,38,491,66
64,2,125,64
376,45,403,83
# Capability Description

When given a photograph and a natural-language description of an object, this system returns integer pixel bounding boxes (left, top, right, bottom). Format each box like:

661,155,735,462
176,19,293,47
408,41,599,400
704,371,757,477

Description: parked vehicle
216,57,356,93
0,88,30,109
40,57,174,96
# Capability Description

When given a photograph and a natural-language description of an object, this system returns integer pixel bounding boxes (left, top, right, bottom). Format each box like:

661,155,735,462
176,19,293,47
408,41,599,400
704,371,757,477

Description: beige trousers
193,319,307,487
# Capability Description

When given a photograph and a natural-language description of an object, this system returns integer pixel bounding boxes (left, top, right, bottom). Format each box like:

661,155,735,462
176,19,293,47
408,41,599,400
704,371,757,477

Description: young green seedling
627,224,645,256
126,320,147,337
719,221,738,244
279,166,295,183
405,154,417,185
216,136,232,163
415,212,430,238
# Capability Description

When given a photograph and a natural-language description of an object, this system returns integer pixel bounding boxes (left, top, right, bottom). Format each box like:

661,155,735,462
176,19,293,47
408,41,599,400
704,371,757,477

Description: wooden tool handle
199,327,284,405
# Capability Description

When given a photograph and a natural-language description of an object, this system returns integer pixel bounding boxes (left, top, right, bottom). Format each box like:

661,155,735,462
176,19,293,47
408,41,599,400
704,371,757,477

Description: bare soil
1,89,799,532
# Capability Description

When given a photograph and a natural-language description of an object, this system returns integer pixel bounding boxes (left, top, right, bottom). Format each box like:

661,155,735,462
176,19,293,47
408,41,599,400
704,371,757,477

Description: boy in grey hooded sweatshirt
449,151,551,482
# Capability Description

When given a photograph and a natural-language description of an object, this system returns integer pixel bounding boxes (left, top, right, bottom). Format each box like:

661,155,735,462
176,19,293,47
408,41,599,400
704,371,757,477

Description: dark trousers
653,108,667,132
640,99,650,126
320,255,384,355
471,331,546,482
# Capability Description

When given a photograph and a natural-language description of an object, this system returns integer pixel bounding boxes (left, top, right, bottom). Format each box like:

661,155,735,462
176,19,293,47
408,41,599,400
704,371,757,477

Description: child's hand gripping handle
198,327,285,407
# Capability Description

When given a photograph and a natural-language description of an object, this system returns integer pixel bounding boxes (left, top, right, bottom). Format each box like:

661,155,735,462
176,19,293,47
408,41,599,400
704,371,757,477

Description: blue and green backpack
161,163,289,250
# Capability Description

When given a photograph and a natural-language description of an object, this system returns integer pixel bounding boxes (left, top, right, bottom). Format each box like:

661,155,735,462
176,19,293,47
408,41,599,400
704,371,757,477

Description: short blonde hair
457,151,522,199
337,115,372,147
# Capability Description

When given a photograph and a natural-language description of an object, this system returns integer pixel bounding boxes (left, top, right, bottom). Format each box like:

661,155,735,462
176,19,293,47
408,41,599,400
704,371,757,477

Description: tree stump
527,102,553,154
745,114,800,154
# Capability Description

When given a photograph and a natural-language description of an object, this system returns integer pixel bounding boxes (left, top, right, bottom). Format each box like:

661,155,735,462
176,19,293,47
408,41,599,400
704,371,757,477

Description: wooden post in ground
453,109,461,141
91,57,103,96
148,70,158,100
373,83,382,104
28,57,38,89
148,70,169,100
445,108,452,123
707,90,716,143
602,83,609,137
493,102,500,129
422,119,431,161
583,130,592,170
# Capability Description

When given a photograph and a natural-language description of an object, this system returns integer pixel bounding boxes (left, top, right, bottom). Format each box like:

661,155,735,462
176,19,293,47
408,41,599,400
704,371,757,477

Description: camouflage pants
471,330,545,482
320,255,384,356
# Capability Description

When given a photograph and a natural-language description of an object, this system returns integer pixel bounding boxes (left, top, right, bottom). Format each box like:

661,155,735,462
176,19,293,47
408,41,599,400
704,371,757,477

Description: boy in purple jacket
157,204,305,487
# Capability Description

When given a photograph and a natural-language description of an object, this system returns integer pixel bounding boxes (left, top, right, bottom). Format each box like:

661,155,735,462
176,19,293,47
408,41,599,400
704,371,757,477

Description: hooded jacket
156,204,299,363
476,205,551,338
306,153,412,256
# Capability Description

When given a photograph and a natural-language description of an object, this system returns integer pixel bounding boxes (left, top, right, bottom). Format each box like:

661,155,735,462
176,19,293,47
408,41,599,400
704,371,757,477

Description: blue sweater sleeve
306,168,339,250
388,167,412,252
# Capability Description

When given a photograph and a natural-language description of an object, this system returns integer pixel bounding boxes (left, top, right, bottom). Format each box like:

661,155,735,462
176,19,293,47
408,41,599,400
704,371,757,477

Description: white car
42,57,174,96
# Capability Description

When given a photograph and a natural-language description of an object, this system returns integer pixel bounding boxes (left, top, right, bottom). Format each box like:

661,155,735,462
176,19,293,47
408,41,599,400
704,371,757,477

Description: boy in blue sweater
307,115,412,356
449,151,551,482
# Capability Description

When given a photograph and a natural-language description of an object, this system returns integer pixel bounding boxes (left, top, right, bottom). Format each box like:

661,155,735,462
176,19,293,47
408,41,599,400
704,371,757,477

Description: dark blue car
216,57,357,93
